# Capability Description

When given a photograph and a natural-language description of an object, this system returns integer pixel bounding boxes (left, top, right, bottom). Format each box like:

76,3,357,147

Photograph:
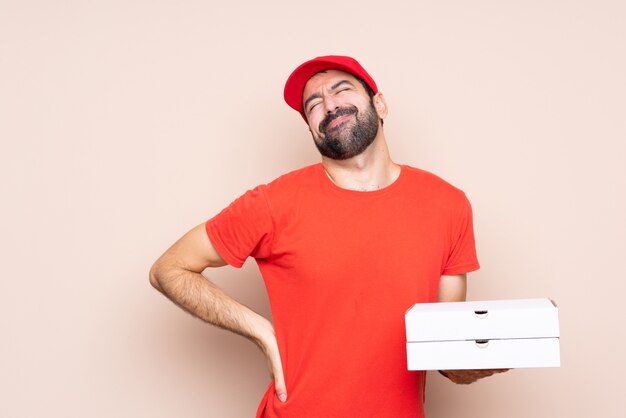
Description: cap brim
284,56,378,121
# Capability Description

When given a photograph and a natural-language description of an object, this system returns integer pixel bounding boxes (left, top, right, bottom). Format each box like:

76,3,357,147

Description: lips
327,113,352,129
320,106,358,133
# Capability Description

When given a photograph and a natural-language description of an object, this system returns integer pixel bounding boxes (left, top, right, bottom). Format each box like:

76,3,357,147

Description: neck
320,133,401,191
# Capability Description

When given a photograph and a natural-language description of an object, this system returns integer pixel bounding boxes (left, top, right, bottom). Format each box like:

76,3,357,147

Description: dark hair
354,76,384,127
355,76,375,100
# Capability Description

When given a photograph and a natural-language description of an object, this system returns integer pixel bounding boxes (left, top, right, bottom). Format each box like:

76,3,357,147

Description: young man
150,56,504,418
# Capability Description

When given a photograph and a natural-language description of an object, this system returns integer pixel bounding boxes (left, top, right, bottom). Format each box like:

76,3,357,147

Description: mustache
319,106,358,133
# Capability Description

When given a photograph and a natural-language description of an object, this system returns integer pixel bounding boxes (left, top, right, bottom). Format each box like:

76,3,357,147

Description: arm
436,274,509,384
437,273,468,303
149,223,287,402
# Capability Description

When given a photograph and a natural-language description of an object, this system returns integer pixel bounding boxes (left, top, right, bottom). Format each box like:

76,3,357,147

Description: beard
313,101,379,160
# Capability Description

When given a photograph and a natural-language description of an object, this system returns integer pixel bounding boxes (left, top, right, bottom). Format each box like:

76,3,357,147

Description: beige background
1,0,625,417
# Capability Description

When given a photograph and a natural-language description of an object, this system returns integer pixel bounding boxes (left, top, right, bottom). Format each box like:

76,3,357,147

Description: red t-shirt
206,163,479,418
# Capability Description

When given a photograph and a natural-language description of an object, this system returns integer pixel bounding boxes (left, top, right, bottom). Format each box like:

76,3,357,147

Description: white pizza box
405,298,560,370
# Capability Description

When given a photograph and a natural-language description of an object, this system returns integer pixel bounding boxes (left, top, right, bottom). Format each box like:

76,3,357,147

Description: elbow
149,263,163,292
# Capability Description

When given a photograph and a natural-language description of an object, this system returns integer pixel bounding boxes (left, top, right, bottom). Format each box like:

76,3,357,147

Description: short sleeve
441,195,480,275
205,185,274,268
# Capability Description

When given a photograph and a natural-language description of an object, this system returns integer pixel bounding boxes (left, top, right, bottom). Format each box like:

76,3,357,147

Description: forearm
436,274,509,383
148,225,288,401
151,266,273,346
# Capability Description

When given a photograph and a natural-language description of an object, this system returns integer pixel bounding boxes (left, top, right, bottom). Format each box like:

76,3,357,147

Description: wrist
250,316,276,348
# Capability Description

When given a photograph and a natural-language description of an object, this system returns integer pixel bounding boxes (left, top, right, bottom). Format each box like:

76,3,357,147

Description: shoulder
260,164,321,197
244,164,319,195
266,164,320,188
224,165,319,208
250,164,322,213
401,165,468,202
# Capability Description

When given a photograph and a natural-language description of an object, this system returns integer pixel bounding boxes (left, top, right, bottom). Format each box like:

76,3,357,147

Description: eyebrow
303,79,356,111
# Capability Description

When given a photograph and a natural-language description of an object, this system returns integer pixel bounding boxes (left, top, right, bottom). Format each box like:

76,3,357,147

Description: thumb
276,388,287,403
259,328,287,403
272,356,287,402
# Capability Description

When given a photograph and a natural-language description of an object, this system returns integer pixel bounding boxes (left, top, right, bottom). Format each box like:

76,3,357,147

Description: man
150,56,505,417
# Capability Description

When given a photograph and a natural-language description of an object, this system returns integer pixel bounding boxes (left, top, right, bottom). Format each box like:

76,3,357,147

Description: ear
373,92,388,119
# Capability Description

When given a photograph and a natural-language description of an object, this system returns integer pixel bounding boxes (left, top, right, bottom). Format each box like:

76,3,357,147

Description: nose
322,96,340,114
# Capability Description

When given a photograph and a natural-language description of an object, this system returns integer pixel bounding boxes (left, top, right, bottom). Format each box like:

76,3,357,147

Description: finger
269,349,287,402
483,368,510,375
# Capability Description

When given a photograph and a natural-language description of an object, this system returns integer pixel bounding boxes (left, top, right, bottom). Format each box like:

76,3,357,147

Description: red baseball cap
284,55,378,121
